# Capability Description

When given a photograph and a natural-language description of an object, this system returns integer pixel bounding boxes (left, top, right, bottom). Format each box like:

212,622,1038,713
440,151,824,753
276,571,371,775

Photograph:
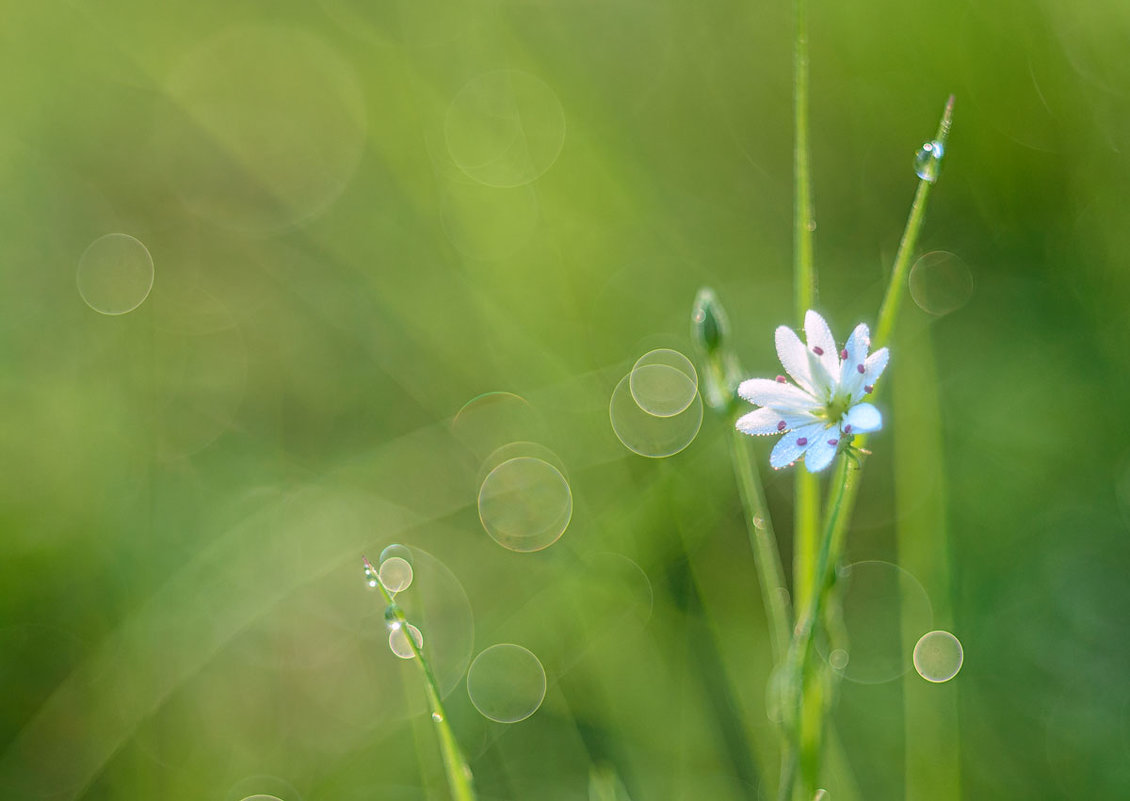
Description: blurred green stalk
363,557,477,801
728,415,792,661
893,315,961,801
791,0,821,651
790,0,824,793
779,455,861,801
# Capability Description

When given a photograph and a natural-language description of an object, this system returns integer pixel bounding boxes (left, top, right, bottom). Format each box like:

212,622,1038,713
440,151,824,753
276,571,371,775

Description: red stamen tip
812,346,824,356
797,437,808,446
857,363,866,374
839,349,848,360
777,420,787,431
775,375,788,383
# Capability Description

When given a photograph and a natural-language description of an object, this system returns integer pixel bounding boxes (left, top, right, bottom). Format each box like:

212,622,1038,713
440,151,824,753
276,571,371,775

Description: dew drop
388,623,424,659
432,712,444,723
914,140,945,183
384,605,400,626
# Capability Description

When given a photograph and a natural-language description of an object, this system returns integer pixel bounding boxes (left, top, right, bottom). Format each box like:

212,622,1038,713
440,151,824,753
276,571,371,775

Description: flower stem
364,557,477,801
778,454,861,800
728,418,792,662
791,0,822,696
793,0,816,320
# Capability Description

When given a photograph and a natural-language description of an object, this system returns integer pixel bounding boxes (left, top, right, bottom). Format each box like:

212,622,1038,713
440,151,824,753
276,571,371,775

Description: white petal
805,348,838,402
852,347,890,402
838,323,871,396
843,402,882,434
804,310,840,379
736,407,823,436
769,422,825,470
775,326,818,395
802,429,842,473
737,379,822,413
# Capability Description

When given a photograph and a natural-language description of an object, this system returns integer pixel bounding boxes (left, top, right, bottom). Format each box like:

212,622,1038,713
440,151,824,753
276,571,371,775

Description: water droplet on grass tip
913,629,964,682
388,623,423,659
363,561,379,588
914,140,945,183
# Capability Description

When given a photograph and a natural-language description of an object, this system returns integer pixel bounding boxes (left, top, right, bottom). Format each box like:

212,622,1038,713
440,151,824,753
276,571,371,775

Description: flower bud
691,287,728,355
690,287,742,413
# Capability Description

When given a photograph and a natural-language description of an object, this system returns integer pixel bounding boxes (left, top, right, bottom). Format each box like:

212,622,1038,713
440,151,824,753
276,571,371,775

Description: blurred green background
2,0,1129,799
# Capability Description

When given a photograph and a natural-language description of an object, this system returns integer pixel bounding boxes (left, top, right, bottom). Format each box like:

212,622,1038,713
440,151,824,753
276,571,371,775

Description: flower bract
736,310,888,472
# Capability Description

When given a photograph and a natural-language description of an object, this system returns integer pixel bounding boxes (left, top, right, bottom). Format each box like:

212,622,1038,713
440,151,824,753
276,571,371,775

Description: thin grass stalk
364,557,477,801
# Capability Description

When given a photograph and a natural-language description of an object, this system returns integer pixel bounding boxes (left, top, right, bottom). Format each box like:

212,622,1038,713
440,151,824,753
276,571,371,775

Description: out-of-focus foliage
2,1,1129,800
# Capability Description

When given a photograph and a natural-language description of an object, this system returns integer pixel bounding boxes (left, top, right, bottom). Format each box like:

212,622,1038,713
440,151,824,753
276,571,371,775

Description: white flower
736,310,889,472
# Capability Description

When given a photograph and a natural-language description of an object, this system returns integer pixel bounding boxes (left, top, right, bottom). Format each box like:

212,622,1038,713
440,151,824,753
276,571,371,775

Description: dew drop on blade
914,140,945,183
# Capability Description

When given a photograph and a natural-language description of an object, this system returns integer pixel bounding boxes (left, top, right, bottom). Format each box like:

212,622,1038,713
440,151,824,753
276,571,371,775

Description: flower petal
737,379,822,413
802,429,841,473
805,348,838,402
804,310,840,379
843,402,882,434
851,347,889,402
736,407,822,436
775,325,818,395
838,323,871,396
769,422,825,470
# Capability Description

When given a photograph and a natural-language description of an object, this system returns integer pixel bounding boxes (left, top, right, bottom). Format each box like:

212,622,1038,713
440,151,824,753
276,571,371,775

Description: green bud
691,287,728,355
690,287,741,413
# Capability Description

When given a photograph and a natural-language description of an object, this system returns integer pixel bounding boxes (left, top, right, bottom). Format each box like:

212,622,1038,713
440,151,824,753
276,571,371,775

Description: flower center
823,395,852,423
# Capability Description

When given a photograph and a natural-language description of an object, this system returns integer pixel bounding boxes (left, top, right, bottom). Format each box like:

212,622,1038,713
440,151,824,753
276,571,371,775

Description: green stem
821,95,956,635
791,0,822,678
364,557,477,801
728,419,792,662
778,455,861,800
793,0,815,320
874,95,954,350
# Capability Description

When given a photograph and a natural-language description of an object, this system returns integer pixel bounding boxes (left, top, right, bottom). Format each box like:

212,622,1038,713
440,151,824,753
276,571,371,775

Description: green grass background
2,0,1129,799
